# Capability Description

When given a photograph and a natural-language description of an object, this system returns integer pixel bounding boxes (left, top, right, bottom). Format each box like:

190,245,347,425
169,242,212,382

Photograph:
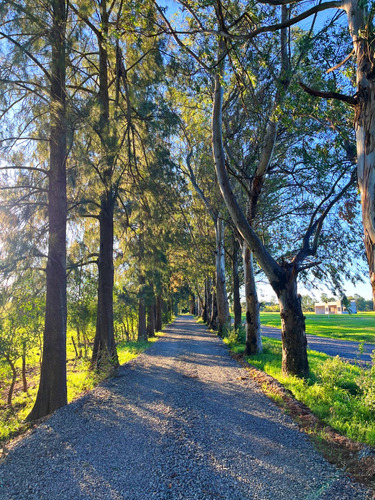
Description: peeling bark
344,0,375,309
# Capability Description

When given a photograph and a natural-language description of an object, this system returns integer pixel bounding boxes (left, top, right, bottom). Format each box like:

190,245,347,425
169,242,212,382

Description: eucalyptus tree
182,147,231,334
155,1,362,377
174,0,375,305
0,0,71,419
67,0,173,366
165,61,231,332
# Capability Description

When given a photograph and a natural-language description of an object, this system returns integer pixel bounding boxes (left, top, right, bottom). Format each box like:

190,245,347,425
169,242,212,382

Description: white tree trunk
345,0,375,307
215,217,231,334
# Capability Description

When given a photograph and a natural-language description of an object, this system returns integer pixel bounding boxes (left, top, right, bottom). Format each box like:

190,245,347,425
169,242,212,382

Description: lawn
258,311,375,344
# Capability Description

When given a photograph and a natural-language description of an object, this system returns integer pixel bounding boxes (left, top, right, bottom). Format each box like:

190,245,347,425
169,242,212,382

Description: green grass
117,336,159,364
0,335,161,444
258,311,375,343
224,332,375,446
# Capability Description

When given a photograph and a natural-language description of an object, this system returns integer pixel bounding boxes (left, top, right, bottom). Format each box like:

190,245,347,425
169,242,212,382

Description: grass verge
258,311,375,343
0,334,161,447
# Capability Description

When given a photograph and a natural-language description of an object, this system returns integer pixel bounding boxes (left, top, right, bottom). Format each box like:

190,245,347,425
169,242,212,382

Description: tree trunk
344,2,375,310
232,233,242,331
203,278,209,323
138,279,147,341
147,297,156,338
209,287,218,330
211,44,309,377
72,336,78,358
6,355,17,407
243,242,262,355
277,272,308,378
197,295,203,318
189,293,196,315
92,193,118,368
138,232,147,341
22,341,27,392
155,293,162,331
215,217,231,334
27,0,67,420
76,325,82,358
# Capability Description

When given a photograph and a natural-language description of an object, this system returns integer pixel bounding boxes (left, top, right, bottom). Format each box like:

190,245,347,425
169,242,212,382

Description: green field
258,312,375,344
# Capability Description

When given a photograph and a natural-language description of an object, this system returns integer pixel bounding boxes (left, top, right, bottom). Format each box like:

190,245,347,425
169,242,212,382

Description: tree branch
299,81,357,106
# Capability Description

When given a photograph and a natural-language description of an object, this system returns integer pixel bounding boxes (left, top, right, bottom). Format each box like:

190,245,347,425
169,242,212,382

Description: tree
248,0,375,307
155,1,363,375
301,295,315,312
0,0,70,419
27,0,68,420
177,109,231,334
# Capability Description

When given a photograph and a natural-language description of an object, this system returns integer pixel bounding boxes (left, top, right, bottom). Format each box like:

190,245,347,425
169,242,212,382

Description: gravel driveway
0,316,372,499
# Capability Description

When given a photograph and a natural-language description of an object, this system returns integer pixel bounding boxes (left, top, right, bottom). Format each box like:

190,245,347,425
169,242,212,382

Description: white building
314,299,357,315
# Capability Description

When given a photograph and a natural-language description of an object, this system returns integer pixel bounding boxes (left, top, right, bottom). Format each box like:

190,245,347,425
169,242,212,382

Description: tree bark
215,217,231,334
243,242,262,354
147,294,156,338
277,271,308,377
189,293,196,315
344,1,375,310
209,286,218,330
203,278,209,323
92,193,118,368
155,293,162,331
27,0,67,420
22,341,27,392
138,288,147,340
138,230,148,340
232,233,242,331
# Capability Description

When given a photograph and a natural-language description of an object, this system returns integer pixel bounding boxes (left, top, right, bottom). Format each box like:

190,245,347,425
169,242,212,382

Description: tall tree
28,0,68,420
0,0,69,419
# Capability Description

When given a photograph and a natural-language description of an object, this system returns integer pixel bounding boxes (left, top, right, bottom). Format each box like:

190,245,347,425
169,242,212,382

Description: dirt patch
231,352,375,493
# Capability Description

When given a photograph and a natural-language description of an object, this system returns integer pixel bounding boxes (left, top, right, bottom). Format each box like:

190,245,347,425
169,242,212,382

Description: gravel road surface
262,326,375,365
0,316,372,499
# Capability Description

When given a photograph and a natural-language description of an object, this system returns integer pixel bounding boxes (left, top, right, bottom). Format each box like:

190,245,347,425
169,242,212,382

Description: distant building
314,299,357,315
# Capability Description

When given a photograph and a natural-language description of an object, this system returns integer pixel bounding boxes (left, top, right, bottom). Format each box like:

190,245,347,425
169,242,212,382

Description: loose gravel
0,316,373,499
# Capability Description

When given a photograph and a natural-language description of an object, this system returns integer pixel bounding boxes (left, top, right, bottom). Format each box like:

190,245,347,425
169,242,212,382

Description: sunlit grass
0,333,162,444
257,312,375,343
224,333,375,446
117,335,160,364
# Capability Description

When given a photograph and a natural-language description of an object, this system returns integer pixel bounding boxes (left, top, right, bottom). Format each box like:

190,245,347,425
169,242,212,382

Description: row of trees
0,0,372,418
263,294,373,312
